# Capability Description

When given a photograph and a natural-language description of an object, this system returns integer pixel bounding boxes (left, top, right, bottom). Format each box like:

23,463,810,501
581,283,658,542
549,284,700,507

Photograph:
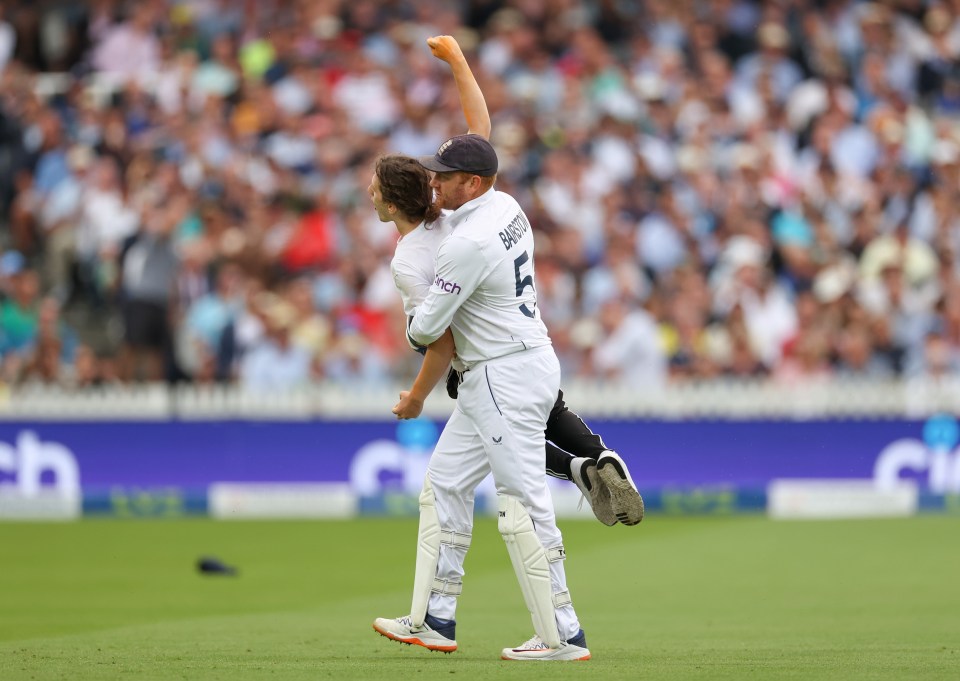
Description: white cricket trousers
424,346,581,640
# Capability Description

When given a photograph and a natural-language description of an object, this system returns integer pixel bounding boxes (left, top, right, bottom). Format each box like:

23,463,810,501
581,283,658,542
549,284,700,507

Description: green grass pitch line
0,516,957,680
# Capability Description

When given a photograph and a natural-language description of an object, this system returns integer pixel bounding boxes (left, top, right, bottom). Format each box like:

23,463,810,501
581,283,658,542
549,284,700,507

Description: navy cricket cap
418,134,498,176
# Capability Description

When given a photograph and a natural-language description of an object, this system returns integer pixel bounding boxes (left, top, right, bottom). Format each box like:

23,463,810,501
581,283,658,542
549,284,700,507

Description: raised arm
428,35,491,139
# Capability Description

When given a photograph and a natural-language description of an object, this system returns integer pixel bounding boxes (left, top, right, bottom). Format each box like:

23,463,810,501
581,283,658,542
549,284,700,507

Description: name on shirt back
499,212,531,251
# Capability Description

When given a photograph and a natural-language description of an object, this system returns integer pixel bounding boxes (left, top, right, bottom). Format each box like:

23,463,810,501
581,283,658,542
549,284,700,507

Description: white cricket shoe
372,614,457,653
501,630,591,661
570,458,617,526
597,451,644,525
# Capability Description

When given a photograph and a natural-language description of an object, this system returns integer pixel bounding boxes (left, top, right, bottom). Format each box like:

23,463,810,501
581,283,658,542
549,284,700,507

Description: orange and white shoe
501,630,591,661
373,614,457,653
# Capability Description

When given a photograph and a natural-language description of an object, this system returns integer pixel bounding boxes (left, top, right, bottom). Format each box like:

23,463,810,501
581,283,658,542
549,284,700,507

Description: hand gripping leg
410,476,471,627
498,494,563,649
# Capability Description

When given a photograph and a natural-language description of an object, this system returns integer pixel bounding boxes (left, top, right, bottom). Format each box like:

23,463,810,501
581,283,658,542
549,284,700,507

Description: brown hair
375,155,441,224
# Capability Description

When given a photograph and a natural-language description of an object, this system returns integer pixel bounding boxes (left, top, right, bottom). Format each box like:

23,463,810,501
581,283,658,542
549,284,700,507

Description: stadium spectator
0,265,41,362
117,200,178,381
90,4,162,84
74,155,139,304
18,296,79,384
589,296,666,387
238,294,311,391
176,260,243,382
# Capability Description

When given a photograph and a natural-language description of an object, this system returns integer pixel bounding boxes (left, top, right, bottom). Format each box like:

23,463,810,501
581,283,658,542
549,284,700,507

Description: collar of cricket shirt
447,187,497,229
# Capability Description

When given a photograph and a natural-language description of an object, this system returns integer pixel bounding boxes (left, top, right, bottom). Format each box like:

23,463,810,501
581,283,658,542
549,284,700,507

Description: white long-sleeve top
391,219,452,317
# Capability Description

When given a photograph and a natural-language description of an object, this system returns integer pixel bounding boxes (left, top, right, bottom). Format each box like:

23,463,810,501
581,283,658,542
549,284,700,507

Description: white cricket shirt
390,218,452,317
407,188,551,368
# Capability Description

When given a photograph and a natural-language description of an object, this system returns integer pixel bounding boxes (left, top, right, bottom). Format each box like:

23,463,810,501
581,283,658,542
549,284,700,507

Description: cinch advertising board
1,416,957,517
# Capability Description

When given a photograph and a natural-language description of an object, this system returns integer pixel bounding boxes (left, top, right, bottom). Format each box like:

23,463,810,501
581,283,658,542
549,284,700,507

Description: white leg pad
545,547,573,608
498,494,563,649
410,476,471,627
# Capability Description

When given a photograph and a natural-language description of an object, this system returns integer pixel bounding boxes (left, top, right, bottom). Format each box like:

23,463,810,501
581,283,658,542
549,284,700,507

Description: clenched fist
392,390,425,420
427,35,465,65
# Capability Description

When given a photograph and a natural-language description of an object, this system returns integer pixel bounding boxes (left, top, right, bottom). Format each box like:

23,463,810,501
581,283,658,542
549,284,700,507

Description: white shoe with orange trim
500,629,591,661
372,614,457,653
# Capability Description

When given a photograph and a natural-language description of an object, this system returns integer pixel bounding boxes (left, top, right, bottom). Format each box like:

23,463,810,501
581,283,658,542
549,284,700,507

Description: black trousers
544,390,608,481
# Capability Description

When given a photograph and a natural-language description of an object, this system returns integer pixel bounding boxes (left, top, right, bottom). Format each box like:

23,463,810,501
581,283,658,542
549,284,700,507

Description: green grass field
0,515,957,680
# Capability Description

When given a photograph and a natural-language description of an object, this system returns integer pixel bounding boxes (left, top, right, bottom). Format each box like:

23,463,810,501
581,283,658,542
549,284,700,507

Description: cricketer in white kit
373,133,590,662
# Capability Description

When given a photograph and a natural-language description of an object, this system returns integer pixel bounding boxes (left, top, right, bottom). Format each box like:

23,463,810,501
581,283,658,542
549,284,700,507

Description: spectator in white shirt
590,297,667,387
91,5,161,84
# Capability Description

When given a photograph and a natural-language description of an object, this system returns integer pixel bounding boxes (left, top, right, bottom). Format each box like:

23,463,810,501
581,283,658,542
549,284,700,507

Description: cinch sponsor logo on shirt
499,211,531,251
435,275,462,294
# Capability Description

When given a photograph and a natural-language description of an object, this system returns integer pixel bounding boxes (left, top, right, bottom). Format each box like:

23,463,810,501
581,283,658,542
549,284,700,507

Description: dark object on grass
197,556,238,576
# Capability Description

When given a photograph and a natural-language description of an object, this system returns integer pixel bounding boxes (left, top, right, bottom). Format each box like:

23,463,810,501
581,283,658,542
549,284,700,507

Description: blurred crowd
1,0,960,392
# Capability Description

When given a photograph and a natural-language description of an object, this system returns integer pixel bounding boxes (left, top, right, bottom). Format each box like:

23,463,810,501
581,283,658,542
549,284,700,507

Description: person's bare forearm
393,328,456,419
410,329,455,401
428,36,491,138
450,57,490,138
